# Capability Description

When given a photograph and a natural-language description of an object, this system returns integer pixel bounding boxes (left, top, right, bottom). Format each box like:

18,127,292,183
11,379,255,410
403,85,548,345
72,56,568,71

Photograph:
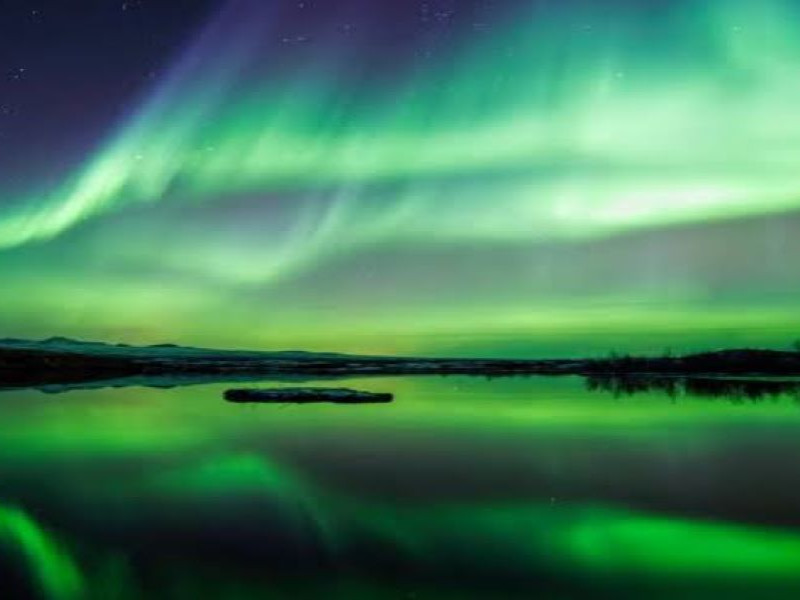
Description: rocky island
224,387,393,404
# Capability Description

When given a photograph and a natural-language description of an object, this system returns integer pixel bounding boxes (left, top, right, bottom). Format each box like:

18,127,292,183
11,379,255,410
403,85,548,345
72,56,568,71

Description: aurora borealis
0,0,800,600
1,0,800,354
5,4,800,597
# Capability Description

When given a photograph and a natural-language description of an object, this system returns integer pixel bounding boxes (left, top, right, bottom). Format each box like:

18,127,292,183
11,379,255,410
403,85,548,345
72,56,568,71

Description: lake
2,375,800,599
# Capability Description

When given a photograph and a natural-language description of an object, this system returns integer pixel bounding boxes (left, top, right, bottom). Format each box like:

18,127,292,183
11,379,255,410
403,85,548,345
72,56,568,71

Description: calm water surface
2,376,800,599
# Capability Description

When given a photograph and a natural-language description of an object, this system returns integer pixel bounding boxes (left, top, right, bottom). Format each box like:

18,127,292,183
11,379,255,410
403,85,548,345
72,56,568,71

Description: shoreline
2,338,800,392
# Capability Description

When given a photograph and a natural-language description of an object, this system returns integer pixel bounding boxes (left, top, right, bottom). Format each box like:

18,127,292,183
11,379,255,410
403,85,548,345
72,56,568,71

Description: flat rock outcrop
224,387,394,404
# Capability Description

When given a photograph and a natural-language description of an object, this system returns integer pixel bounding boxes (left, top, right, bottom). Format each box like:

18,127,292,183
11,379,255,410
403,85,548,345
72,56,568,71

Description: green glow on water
568,508,800,577
2,378,800,597
362,503,800,580
0,504,83,600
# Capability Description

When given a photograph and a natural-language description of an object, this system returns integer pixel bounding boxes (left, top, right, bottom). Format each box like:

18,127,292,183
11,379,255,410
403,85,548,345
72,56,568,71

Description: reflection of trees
585,375,800,403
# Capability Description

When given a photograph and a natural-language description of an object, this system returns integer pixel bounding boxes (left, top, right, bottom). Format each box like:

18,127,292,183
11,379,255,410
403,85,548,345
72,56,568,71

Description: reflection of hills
586,375,800,402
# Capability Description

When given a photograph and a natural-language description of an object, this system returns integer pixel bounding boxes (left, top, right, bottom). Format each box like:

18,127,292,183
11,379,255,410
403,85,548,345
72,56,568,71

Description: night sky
1,0,799,357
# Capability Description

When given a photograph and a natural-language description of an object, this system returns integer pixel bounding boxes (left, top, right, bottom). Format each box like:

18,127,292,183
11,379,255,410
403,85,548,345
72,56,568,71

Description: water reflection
586,375,800,402
3,376,800,598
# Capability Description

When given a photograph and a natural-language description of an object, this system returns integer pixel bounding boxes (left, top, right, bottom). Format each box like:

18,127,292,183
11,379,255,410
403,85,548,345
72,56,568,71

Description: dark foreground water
2,375,800,599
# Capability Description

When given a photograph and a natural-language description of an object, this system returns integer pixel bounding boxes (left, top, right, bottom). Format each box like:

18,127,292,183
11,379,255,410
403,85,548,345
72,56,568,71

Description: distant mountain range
0,336,356,360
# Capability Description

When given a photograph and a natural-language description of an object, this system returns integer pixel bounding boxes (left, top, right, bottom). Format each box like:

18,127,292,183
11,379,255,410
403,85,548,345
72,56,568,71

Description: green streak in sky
0,504,84,600
4,0,800,280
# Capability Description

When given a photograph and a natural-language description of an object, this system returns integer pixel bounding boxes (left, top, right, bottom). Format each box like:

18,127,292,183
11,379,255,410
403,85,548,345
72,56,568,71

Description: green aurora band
5,0,800,248
1,0,800,353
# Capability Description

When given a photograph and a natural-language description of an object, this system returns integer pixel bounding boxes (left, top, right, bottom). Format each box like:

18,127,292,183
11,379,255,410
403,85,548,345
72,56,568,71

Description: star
7,67,27,81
